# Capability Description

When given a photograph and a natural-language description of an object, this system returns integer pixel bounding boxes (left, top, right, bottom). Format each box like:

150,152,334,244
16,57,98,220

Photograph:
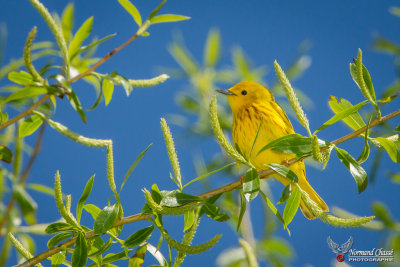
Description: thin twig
0,124,46,235
16,107,400,267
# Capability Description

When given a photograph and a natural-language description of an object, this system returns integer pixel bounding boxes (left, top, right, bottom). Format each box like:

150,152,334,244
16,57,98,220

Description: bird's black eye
241,90,247,95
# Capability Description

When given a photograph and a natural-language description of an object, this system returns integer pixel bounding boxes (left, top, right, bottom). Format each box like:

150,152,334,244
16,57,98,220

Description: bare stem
17,107,400,267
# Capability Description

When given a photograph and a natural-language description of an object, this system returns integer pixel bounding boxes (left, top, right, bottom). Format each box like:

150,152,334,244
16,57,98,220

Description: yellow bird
217,81,328,219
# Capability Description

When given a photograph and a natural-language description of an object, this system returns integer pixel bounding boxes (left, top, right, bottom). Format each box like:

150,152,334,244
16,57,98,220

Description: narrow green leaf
93,204,119,234
236,190,247,232
373,137,400,163
2,86,48,104
395,123,400,132
372,202,395,227
259,190,286,230
282,186,301,228
124,225,154,248
204,28,220,67
109,72,132,96
278,184,292,204
168,43,198,75
160,191,201,207
243,168,260,202
47,232,73,248
258,134,311,157
8,71,33,85
118,0,142,26
357,118,371,164
378,93,398,103
149,0,166,19
390,6,400,17
183,162,236,188
45,222,75,234
268,163,298,183
250,116,263,157
14,185,37,225
202,203,230,222
68,90,87,123
71,232,88,267
328,96,366,131
77,175,95,223
61,3,74,42
183,210,195,231
0,145,13,163
88,237,113,257
87,82,103,111
120,143,152,194
68,16,93,58
315,100,368,133
150,14,190,24
335,147,368,193
18,114,43,138
26,183,54,196
83,204,101,220
103,78,114,106
51,252,66,267
238,238,259,267
72,33,117,60
373,37,400,55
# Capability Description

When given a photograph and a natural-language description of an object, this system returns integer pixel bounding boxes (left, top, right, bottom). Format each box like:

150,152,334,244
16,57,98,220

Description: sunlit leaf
258,134,312,157
150,14,190,24
45,222,75,234
183,209,195,231
373,136,400,163
282,186,301,228
259,190,286,232
124,225,154,248
328,96,366,131
103,78,114,106
14,185,37,224
160,191,201,207
18,114,43,138
8,71,33,85
372,202,395,228
72,33,116,60
204,28,220,67
77,175,95,223
243,168,259,202
278,184,292,204
335,147,368,193
2,86,48,104
118,0,142,26
26,183,54,196
93,204,119,234
268,163,298,183
83,204,101,220
202,203,230,222
68,17,93,58
61,3,74,42
236,190,246,232
373,37,400,55
47,232,73,248
68,90,87,123
51,252,66,267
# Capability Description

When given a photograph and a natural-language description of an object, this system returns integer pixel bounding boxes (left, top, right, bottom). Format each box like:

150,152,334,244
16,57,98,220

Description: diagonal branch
16,107,400,267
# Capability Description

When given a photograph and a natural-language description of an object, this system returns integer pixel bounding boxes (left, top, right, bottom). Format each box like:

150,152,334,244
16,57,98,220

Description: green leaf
183,162,236,188
124,225,154,247
268,163,298,183
87,81,103,111
357,126,370,164
373,137,400,163
243,168,260,202
160,191,201,207
47,232,73,248
315,100,368,133
83,204,101,220
378,93,398,103
328,96,366,131
151,184,163,204
202,203,230,222
129,245,147,267
236,190,246,232
18,114,43,138
71,232,88,267
14,185,37,224
150,14,190,24
2,86,48,104
259,190,286,231
395,123,400,132
77,175,95,223
119,143,152,194
278,184,292,204
68,90,87,123
68,16,93,58
148,0,166,19
109,72,132,96
183,209,195,231
118,0,142,26
26,183,54,196
88,237,113,257
204,28,220,67
335,147,368,193
0,145,13,163
282,186,301,228
72,33,117,60
103,78,114,106
93,204,119,234
61,3,74,42
373,37,400,55
250,116,263,157
8,71,33,85
258,134,312,157
51,252,66,267
45,222,76,234
372,202,395,227
390,6,400,17
238,238,259,267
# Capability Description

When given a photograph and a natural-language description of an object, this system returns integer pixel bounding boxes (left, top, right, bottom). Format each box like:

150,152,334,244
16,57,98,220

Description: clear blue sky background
1,0,400,266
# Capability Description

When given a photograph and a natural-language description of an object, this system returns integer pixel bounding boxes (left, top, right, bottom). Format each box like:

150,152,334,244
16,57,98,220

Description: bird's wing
340,236,354,254
327,236,339,253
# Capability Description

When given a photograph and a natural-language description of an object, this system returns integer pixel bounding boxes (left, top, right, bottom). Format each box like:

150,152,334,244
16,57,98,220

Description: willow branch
16,107,400,267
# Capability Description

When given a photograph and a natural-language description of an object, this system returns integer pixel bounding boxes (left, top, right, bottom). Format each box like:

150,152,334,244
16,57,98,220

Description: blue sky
1,0,400,266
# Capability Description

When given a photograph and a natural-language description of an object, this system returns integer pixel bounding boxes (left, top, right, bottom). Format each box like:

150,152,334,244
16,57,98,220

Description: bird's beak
216,89,236,96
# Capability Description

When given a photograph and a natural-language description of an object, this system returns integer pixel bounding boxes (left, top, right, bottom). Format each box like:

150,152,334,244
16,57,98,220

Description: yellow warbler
217,81,328,219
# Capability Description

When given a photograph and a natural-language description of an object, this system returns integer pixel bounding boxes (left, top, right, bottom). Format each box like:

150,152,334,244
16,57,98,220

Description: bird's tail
275,167,328,220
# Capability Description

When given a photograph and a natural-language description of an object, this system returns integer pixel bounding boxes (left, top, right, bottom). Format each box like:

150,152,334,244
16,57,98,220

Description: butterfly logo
327,236,353,262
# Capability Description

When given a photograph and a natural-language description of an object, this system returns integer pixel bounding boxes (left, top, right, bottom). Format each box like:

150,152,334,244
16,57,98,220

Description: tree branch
16,107,400,267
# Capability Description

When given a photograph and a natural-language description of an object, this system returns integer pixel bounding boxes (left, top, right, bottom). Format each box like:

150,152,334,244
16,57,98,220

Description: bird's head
216,81,274,112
